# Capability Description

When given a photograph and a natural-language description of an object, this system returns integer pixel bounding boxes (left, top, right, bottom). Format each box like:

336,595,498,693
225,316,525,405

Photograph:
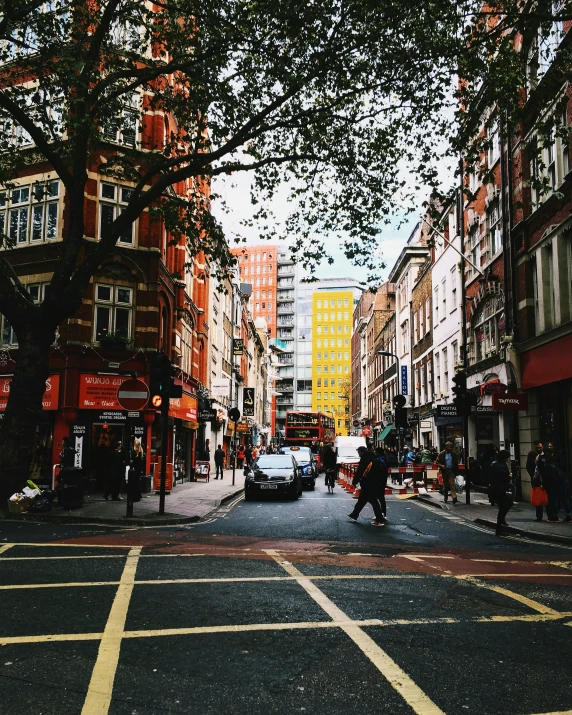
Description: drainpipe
459,160,471,505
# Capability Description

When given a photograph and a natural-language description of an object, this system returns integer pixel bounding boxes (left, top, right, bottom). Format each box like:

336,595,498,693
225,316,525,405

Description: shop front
0,373,60,487
169,391,198,481
71,373,151,489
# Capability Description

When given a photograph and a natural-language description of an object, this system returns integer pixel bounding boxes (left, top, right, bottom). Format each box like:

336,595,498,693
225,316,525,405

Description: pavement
411,485,572,544
1,481,572,715
2,468,245,526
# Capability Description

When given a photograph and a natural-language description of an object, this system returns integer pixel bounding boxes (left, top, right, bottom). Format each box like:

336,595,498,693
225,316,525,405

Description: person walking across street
527,441,545,522
487,449,513,535
537,442,572,523
347,446,385,526
106,442,125,501
214,444,225,479
436,441,459,505
374,447,389,518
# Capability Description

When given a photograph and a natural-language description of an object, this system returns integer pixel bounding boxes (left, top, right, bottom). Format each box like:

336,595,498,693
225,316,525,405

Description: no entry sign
117,379,149,411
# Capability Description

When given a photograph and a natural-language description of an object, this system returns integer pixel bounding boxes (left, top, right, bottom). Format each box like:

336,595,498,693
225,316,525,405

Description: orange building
231,246,278,337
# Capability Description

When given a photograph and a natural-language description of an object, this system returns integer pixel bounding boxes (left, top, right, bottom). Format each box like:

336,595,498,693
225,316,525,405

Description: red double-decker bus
284,411,336,467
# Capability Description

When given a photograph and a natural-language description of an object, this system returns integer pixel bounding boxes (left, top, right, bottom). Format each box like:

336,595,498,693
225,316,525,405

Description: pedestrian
537,442,572,523
419,446,432,464
105,441,124,501
251,446,258,461
129,438,144,502
237,445,245,469
214,444,225,479
322,444,337,492
374,447,389,518
526,440,545,522
245,444,253,466
436,441,459,505
430,446,438,463
488,449,513,535
347,446,385,526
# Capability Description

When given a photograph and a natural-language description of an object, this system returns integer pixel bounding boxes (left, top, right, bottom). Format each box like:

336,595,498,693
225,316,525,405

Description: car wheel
291,483,299,500
309,479,315,491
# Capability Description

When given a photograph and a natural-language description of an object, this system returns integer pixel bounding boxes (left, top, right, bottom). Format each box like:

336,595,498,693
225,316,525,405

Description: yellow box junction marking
264,549,446,715
81,547,141,715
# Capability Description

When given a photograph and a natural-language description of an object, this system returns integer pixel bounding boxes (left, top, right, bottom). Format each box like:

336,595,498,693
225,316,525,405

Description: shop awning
379,423,394,441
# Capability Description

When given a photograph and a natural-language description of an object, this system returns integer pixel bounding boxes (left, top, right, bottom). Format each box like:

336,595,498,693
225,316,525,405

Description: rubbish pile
7,480,55,514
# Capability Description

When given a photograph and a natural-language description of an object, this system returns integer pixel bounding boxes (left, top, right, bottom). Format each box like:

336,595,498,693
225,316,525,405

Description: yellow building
312,289,354,435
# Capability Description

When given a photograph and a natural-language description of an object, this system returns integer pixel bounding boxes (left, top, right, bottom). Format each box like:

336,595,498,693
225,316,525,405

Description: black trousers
215,463,224,478
349,487,384,522
489,488,513,530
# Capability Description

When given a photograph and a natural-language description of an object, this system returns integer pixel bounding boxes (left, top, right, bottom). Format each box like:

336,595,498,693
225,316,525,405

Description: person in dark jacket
374,447,389,518
128,438,144,502
537,442,571,523
214,445,225,479
488,449,513,535
347,447,385,526
106,442,125,501
526,441,544,521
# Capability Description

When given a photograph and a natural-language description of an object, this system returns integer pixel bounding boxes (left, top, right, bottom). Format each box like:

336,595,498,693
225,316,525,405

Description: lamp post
377,350,402,464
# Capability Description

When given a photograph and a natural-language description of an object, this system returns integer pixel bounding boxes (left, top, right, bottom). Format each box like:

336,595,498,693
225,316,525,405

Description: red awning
520,333,572,390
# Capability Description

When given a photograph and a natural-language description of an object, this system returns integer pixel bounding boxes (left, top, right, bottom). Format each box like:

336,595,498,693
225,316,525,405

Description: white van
335,435,367,465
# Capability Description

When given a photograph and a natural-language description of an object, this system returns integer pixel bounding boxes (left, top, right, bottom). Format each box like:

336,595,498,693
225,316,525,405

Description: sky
212,150,455,286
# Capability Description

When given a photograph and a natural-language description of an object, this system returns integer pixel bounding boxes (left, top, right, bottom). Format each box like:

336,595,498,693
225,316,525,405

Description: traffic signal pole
159,399,169,515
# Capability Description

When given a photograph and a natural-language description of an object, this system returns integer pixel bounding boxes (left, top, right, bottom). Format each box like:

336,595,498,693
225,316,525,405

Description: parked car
244,454,303,501
279,446,317,490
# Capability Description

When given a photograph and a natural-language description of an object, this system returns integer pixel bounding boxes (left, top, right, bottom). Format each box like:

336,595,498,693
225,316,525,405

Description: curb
416,495,572,545
217,487,245,506
474,518,572,545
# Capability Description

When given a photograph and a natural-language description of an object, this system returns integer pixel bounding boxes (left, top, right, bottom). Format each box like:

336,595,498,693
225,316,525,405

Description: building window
0,181,60,246
425,297,430,334
435,352,441,394
487,121,500,167
434,286,439,322
472,293,504,363
94,284,133,342
102,93,139,147
442,347,448,393
100,183,135,245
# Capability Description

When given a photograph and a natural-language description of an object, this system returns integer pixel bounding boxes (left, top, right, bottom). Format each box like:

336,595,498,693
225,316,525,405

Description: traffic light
149,352,183,409
395,407,408,428
452,371,477,415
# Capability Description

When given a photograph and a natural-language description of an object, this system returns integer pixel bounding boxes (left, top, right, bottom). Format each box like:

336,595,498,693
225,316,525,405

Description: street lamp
377,350,402,465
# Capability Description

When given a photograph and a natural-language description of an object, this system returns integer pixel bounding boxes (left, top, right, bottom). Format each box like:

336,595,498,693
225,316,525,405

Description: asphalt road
1,477,572,715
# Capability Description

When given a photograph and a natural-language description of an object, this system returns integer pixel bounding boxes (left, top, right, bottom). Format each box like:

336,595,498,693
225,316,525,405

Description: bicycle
325,468,336,493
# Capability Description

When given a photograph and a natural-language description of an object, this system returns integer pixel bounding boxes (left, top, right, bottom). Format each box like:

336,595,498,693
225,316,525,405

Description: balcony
278,277,294,287
277,306,294,316
277,353,294,365
277,318,294,327
277,266,295,277
276,383,294,392
278,254,295,265
278,292,295,302
278,329,293,339
269,338,289,351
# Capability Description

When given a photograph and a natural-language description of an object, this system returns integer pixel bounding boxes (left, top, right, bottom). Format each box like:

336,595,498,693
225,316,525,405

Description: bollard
126,467,137,518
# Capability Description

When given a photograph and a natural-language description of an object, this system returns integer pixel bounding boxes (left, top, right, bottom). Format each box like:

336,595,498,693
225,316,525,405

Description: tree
0,0,568,497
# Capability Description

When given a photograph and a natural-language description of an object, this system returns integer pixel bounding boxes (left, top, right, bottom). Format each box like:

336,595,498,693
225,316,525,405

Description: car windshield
255,456,293,469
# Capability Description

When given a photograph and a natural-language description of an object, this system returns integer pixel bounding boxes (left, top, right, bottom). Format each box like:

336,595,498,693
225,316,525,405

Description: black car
244,455,302,501
279,446,317,490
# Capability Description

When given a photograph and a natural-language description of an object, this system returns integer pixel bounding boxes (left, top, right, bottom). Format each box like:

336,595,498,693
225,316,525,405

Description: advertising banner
492,393,529,411
79,374,134,410
243,387,255,416
169,392,198,422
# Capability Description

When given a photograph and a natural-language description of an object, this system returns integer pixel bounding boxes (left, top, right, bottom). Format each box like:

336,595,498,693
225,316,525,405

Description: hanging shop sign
361,426,372,436
212,378,230,396
480,380,508,395
232,338,244,356
0,374,60,411
243,387,255,417
236,420,250,433
401,365,408,395
169,392,198,421
79,373,138,410
492,393,529,411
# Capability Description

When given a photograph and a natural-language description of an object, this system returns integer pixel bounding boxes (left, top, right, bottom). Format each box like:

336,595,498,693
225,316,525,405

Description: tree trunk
0,320,54,502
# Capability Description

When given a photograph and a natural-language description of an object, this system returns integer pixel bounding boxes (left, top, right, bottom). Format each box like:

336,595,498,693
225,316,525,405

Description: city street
1,479,572,715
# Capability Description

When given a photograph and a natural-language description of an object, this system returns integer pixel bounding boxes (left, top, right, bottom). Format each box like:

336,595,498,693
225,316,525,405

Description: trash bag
455,475,465,494
28,495,51,513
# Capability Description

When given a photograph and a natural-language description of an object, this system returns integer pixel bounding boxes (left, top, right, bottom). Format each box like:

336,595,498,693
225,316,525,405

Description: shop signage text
492,393,529,411
0,374,60,411
79,374,135,410
232,338,244,356
169,392,198,421
401,365,408,395
212,378,230,396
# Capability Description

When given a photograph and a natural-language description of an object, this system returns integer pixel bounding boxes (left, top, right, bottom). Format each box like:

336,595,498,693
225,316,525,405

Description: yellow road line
134,574,424,586
525,711,572,715
81,547,141,715
265,549,445,715
0,632,103,644
0,544,15,556
1,555,127,561
456,576,561,615
0,581,120,590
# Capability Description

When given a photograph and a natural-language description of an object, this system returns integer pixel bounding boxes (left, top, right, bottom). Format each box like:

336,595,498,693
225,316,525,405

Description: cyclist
322,444,337,493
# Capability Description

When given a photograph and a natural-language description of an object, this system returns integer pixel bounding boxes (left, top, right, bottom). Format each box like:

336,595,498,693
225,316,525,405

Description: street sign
393,394,406,408
361,426,372,436
353,420,360,427
116,379,149,411
233,338,244,356
229,407,241,422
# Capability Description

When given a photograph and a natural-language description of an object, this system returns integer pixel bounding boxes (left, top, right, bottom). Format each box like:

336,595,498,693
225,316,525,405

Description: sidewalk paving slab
1,469,244,526
416,489,572,544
